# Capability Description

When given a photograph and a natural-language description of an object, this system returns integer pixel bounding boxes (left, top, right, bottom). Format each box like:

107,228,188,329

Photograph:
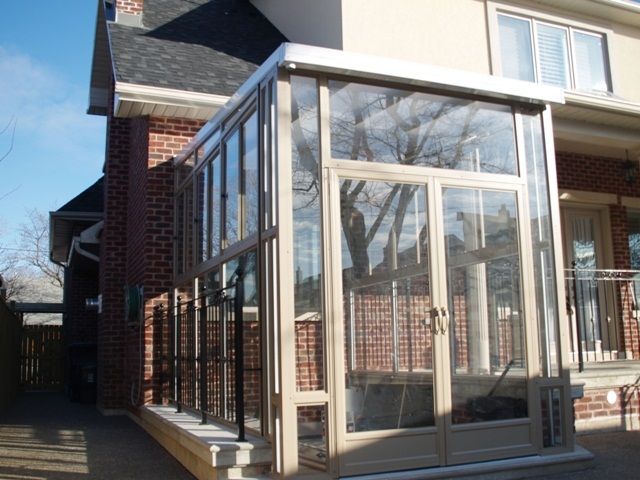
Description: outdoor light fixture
622,149,638,186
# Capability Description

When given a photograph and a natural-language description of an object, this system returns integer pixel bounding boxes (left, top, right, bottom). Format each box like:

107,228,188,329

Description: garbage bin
68,343,97,403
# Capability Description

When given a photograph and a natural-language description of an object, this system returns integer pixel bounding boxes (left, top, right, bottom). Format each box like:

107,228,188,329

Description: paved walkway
1,393,640,479
541,430,640,480
0,393,194,480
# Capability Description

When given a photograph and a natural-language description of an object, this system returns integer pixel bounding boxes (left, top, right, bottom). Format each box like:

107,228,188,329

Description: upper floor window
497,13,610,94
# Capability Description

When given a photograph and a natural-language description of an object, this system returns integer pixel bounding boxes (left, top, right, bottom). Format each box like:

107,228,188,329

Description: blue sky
0,1,105,247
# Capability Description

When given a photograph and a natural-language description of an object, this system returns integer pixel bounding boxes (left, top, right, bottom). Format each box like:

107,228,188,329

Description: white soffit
554,92,640,132
113,82,229,120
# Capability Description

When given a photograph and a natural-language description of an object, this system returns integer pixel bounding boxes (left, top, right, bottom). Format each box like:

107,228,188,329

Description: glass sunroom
171,43,579,479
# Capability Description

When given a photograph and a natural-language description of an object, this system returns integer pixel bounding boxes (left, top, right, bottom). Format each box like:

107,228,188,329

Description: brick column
99,114,130,412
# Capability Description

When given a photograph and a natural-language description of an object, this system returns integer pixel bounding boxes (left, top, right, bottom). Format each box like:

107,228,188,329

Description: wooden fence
0,297,21,410
20,324,65,391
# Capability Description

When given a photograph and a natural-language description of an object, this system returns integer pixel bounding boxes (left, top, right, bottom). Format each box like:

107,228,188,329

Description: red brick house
51,0,640,478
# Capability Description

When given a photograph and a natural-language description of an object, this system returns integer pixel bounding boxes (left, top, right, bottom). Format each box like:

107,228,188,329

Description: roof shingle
109,0,287,96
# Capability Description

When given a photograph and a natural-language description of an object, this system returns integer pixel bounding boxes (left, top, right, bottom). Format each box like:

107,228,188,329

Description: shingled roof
109,0,287,96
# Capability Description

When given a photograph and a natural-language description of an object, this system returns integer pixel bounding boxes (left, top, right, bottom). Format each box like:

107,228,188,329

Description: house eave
528,0,640,27
113,82,229,120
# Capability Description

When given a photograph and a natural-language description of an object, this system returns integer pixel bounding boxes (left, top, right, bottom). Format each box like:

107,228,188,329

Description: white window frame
491,7,613,94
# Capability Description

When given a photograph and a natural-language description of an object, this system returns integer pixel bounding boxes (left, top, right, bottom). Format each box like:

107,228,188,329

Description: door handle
432,307,441,335
440,307,449,334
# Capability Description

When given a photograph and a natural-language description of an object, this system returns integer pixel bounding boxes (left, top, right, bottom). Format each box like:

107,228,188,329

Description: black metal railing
565,266,640,371
167,270,256,441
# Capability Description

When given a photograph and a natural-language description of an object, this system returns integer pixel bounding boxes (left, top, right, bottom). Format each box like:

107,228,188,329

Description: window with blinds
497,13,611,93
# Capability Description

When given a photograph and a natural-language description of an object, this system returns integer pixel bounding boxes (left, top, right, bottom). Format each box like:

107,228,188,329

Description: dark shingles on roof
108,0,287,96
56,177,104,214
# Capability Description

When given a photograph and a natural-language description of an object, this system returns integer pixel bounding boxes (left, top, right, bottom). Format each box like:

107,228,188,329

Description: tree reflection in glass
330,81,517,175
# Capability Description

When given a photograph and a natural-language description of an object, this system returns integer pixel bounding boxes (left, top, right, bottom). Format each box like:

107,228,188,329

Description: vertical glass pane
498,15,535,83
329,81,517,175
225,131,240,246
291,76,324,392
262,80,276,230
341,179,433,432
568,214,603,351
243,111,259,238
242,251,261,431
222,251,261,431
540,388,563,447
573,31,609,92
536,24,570,88
184,182,194,272
177,153,195,186
196,166,209,263
175,191,185,275
198,129,220,162
628,211,640,270
443,188,527,424
523,114,560,377
298,404,327,472
212,155,222,257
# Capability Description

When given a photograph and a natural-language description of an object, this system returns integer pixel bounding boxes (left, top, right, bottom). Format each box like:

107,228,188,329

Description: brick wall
123,117,204,407
116,0,143,15
65,265,99,346
574,386,640,432
99,110,130,411
556,151,640,359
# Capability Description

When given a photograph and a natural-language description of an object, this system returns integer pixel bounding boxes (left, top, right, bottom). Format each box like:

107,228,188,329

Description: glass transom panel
329,81,518,175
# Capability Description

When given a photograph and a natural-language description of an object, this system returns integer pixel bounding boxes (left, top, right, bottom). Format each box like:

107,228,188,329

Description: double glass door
330,170,535,476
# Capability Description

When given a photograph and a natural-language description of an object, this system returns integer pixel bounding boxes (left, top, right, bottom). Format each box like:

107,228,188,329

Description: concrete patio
1,393,639,479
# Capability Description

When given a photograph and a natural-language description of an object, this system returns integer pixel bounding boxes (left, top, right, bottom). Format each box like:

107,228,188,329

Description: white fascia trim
588,0,640,14
280,43,565,105
564,91,640,117
113,82,230,116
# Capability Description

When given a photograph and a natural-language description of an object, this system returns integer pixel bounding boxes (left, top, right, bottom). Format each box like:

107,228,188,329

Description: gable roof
55,177,104,214
89,0,286,118
50,177,104,264
109,0,286,96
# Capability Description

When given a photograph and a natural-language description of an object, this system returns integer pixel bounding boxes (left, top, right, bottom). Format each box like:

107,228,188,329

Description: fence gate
20,325,65,391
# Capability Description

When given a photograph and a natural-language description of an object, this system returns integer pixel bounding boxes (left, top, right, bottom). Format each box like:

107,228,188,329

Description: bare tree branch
0,116,17,165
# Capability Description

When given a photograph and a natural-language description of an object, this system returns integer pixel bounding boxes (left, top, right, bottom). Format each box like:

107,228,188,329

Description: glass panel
225,131,240,246
498,14,535,83
536,24,570,88
198,129,221,162
175,191,185,275
223,251,261,432
443,188,527,424
298,404,327,472
243,111,259,238
569,214,602,351
291,76,324,392
183,182,194,272
212,155,222,257
523,114,559,377
329,81,517,175
177,153,195,186
262,80,276,230
540,387,563,447
341,179,433,432
573,31,609,92
196,166,210,263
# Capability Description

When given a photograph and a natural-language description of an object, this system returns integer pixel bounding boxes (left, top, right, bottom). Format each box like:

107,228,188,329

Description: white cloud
0,46,104,166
